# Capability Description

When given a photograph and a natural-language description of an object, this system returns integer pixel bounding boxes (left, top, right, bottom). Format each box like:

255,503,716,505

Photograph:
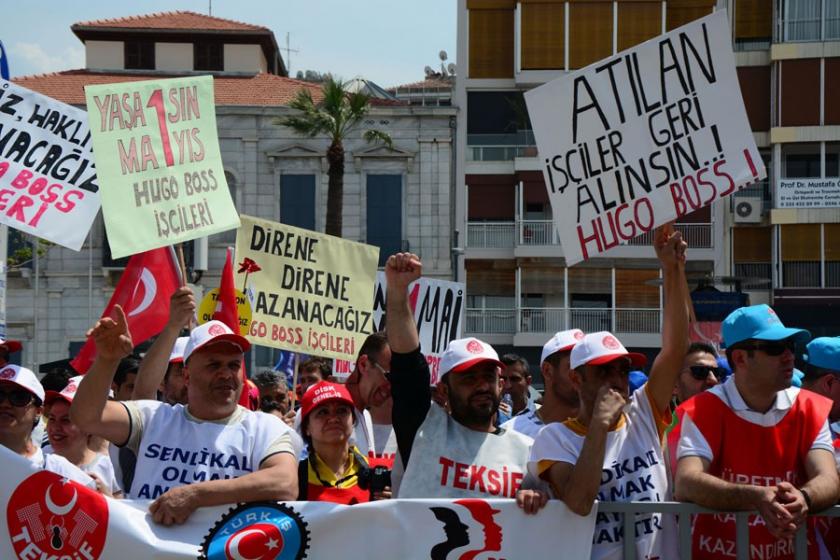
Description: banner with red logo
1,447,595,559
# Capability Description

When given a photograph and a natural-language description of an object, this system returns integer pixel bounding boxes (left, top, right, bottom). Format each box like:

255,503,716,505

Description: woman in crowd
44,376,122,497
298,381,390,504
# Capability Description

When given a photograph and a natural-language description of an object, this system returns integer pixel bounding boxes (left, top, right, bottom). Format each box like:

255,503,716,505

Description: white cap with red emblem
570,331,647,370
183,320,251,363
169,336,190,364
439,337,505,376
45,375,83,405
540,329,585,364
0,364,44,402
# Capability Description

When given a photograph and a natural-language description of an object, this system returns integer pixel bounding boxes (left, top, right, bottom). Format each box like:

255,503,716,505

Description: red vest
685,389,831,560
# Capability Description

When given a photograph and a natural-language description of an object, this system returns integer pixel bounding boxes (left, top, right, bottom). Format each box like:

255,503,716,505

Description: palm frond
363,129,393,149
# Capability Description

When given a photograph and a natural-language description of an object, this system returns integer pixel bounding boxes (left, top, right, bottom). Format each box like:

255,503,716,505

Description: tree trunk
325,139,345,237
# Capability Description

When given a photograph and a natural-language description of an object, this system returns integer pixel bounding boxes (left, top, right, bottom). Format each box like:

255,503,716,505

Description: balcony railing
782,261,821,287
467,222,516,248
734,263,772,289
466,308,516,334
465,221,713,250
467,307,661,335
466,132,536,162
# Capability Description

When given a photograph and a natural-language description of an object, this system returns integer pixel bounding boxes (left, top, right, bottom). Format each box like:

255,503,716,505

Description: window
733,226,772,287
779,59,820,126
781,224,820,287
468,1,514,78
568,1,613,70
280,175,316,231
734,0,772,50
521,1,564,70
667,0,715,31
194,42,223,71
781,0,822,41
366,175,402,267
783,144,821,178
124,41,154,70
617,2,661,52
467,91,532,157
827,143,840,177
826,58,840,125
737,66,771,131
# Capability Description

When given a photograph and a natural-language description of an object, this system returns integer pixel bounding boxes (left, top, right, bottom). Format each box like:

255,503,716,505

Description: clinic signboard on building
777,177,840,208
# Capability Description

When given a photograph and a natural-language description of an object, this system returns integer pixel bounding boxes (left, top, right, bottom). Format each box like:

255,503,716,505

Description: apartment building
454,0,792,374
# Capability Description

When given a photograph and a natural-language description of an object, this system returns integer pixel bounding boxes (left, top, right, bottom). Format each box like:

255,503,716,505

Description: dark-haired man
385,253,546,513
675,305,839,560
500,354,532,417
344,332,390,456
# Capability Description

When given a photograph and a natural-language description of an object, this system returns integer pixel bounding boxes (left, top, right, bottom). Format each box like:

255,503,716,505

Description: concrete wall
86,41,124,70
223,44,266,73
7,103,456,372
155,43,193,72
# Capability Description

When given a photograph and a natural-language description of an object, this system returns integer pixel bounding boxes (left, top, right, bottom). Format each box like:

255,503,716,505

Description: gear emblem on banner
199,502,309,560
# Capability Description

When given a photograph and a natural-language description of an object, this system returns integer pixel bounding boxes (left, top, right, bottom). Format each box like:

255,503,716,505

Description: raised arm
70,305,133,446
385,252,421,353
646,225,690,413
132,287,195,400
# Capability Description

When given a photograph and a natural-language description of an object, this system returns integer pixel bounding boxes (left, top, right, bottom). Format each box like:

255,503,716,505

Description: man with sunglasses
675,305,839,560
0,365,95,487
528,226,688,560
343,332,389,456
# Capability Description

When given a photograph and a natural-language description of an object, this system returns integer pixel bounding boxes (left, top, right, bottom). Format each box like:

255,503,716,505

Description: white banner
334,273,465,384
777,177,840,208
1,448,595,559
525,11,765,265
0,79,100,251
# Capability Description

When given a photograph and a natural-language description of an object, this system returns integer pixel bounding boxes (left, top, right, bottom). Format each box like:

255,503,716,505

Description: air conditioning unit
733,197,763,223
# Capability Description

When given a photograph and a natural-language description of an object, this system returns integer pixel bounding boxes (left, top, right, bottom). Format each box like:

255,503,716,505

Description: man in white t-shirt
0,365,94,488
72,307,301,525
385,252,547,513
528,226,689,560
502,329,583,439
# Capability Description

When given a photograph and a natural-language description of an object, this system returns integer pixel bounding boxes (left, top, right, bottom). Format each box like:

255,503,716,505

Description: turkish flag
213,247,251,408
71,248,181,374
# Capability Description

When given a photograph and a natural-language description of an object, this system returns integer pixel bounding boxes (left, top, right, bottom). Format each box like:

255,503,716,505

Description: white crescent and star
44,483,77,516
128,268,157,317
226,528,267,560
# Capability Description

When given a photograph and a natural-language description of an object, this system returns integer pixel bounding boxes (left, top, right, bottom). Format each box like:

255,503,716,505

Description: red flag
213,247,240,332
213,247,251,408
71,248,181,374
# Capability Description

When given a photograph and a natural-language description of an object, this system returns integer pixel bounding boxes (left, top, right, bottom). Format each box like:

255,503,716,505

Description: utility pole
283,33,300,75
208,0,212,15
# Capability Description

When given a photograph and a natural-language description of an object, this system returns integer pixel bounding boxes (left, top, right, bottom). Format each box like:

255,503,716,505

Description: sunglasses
688,365,725,381
0,388,36,407
740,340,797,357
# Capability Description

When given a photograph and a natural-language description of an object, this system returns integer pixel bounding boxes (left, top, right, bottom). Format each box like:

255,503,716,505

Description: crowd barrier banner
334,272,465,384
84,75,240,258
235,215,379,361
1,447,596,559
525,11,765,265
0,79,100,251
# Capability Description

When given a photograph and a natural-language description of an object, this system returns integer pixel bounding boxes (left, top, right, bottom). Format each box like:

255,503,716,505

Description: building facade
454,0,782,375
10,11,456,373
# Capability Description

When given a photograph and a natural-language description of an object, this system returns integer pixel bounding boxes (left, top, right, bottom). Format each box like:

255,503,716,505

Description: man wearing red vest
675,304,839,560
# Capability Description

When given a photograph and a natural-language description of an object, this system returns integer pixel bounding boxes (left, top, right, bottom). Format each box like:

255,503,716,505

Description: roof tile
13,70,323,107
72,10,268,32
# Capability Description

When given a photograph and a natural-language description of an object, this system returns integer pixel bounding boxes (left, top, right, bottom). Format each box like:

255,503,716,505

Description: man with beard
502,330,583,438
385,253,547,513
72,309,302,525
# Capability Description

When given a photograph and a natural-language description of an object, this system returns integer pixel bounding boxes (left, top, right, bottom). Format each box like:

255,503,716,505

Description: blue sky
1,0,456,88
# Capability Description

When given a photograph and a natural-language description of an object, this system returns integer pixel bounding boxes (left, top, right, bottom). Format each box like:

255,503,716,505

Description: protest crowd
1,230,839,559
1,9,839,559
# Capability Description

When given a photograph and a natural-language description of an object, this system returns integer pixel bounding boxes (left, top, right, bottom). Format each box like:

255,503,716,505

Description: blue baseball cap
803,337,840,371
722,304,810,347
629,370,648,395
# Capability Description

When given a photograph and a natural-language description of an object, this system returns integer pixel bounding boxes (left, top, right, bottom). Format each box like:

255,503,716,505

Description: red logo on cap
65,382,77,394
208,324,226,336
6,471,109,560
466,340,484,354
574,331,585,340
602,335,621,350
0,367,15,379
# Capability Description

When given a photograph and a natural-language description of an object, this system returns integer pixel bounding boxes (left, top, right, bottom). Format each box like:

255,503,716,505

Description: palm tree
277,77,393,237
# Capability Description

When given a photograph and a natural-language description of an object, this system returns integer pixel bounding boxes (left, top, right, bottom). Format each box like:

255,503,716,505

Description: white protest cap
0,364,44,402
183,320,251,363
169,336,190,364
44,375,84,406
541,329,585,364
570,331,647,370
439,337,504,376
